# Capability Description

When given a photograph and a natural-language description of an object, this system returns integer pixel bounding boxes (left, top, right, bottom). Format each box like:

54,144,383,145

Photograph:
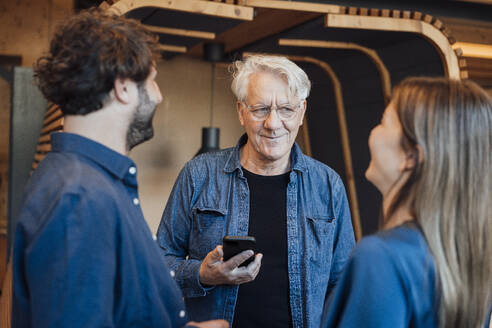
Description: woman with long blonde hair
321,77,492,327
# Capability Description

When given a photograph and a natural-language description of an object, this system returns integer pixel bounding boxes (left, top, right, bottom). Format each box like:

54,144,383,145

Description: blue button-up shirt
157,134,355,328
12,132,188,328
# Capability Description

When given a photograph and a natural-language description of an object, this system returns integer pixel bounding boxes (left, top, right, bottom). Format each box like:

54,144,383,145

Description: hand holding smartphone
199,237,261,286
222,236,256,267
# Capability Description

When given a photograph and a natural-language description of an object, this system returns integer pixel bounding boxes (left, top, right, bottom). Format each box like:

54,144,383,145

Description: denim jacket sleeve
326,174,356,295
157,163,210,297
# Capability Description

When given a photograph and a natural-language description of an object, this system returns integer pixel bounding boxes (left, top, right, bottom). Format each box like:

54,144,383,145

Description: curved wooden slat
31,105,63,171
38,133,52,144
43,110,64,127
40,117,64,135
36,143,52,154
453,42,492,60
324,13,461,79
45,103,59,118
240,0,343,13
279,38,392,105
243,51,363,241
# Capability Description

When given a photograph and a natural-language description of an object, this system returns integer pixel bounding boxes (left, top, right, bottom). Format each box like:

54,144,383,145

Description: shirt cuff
181,260,215,297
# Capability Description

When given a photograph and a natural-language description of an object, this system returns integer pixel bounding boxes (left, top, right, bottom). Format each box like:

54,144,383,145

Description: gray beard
126,84,157,151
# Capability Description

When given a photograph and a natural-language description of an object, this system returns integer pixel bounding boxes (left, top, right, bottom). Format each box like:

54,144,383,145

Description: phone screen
222,235,256,267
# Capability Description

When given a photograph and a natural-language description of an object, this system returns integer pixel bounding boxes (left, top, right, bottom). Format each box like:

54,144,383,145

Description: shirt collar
223,133,308,174
50,132,137,183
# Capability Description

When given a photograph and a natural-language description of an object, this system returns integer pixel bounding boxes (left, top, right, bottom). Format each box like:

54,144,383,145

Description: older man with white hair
157,55,355,328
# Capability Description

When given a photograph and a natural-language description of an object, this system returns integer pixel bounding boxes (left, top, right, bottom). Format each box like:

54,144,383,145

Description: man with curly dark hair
11,9,227,328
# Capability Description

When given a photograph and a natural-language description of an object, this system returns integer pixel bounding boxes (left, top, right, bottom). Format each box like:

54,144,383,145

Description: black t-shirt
232,167,292,328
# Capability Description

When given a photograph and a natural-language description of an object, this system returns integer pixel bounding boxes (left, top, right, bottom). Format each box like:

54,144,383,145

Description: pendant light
195,42,224,157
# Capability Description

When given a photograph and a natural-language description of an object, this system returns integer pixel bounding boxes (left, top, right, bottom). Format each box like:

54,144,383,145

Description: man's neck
63,107,129,156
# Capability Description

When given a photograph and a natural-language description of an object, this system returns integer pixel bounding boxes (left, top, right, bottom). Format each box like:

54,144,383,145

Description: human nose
263,107,283,129
153,81,163,104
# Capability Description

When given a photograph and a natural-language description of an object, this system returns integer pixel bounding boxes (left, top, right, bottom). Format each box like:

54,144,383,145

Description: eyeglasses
241,101,302,121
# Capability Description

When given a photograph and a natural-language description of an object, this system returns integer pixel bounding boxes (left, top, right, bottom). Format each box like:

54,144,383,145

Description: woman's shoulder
352,223,435,287
321,225,437,328
356,223,430,262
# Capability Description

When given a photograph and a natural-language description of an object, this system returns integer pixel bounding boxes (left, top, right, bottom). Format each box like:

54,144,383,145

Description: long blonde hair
387,77,492,328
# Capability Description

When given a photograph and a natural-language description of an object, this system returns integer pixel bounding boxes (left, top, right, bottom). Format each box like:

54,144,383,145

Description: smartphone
222,235,257,267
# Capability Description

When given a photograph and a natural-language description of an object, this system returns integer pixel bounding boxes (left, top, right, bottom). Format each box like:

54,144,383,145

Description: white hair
230,55,311,102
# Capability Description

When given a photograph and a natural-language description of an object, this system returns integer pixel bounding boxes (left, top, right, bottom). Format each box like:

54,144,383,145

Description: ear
113,77,133,105
237,101,246,127
401,145,424,171
299,100,307,126
401,153,416,171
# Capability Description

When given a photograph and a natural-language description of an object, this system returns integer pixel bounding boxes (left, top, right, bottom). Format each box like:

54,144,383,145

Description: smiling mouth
262,135,285,139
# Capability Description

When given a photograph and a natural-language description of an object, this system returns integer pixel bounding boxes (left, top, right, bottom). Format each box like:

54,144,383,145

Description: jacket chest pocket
190,206,227,257
306,215,336,267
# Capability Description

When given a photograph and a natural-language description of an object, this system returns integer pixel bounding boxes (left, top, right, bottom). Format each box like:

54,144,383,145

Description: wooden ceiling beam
144,25,216,40
453,42,492,59
106,0,254,21
157,44,188,53
239,0,343,13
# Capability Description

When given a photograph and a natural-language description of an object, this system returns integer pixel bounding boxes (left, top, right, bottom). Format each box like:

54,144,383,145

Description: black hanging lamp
195,42,224,157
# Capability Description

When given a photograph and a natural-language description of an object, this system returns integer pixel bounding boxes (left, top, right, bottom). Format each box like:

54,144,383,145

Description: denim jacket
157,135,355,328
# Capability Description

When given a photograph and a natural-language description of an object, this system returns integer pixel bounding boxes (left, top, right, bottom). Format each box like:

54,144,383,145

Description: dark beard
126,83,157,151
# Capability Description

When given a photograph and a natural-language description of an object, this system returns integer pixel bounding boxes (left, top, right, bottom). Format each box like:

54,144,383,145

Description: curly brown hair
34,8,159,115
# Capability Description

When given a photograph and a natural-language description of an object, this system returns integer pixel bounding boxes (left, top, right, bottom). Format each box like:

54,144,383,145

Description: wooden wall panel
0,0,73,67
0,259,11,328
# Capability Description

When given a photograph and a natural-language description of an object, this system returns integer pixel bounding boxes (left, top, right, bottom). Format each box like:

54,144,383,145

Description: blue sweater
321,223,438,327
